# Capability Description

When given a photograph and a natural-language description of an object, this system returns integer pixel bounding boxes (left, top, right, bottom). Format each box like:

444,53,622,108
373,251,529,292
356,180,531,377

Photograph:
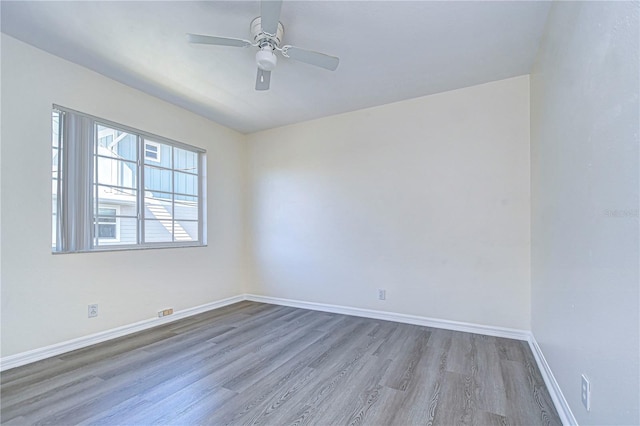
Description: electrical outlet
158,308,174,318
581,374,591,411
88,304,98,318
378,289,386,300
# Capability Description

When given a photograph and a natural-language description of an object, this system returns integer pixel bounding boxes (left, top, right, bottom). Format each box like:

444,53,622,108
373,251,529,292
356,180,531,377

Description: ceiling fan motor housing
250,17,284,71
250,16,284,46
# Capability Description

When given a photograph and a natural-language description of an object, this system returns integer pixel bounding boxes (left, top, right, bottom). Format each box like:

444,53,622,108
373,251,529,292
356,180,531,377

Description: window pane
96,157,136,189
98,207,117,215
174,220,198,242
94,205,132,246
174,148,198,174
52,110,61,148
94,217,137,246
96,186,137,208
52,198,57,248
144,166,172,193
98,208,117,223
174,172,198,196
144,139,172,168
98,223,117,238
144,195,172,219
174,196,198,220
52,148,59,179
144,220,173,242
96,125,137,162
116,217,138,245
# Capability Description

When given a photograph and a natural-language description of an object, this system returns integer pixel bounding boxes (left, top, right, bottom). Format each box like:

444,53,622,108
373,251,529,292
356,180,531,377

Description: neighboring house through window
52,106,207,253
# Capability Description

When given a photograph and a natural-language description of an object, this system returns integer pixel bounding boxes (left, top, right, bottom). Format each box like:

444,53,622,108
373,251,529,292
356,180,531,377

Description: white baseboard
0,295,244,372
2,294,529,371
245,294,531,341
1,292,574,426
527,336,577,425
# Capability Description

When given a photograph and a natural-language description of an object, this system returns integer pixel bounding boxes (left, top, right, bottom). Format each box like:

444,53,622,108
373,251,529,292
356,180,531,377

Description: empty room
1,1,638,425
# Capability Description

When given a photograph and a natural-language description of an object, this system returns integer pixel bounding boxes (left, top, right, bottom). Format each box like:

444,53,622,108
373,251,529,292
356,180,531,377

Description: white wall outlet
378,289,386,300
581,374,591,411
88,304,98,318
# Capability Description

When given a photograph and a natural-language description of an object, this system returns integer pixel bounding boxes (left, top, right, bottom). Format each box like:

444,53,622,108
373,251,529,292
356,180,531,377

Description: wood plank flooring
1,301,561,425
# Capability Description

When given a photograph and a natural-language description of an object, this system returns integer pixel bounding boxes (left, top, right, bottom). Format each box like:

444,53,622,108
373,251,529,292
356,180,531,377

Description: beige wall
1,35,533,357
0,35,248,357
246,76,532,330
531,2,639,424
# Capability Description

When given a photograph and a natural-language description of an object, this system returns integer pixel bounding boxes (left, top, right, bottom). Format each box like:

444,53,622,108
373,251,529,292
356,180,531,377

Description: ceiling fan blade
282,46,339,71
187,33,252,48
260,0,282,35
256,68,271,90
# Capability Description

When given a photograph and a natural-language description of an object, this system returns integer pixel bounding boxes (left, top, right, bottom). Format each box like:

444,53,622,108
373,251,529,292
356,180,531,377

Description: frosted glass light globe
256,47,277,71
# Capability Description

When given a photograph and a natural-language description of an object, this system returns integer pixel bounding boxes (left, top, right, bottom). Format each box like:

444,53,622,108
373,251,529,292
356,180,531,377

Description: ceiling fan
187,0,339,91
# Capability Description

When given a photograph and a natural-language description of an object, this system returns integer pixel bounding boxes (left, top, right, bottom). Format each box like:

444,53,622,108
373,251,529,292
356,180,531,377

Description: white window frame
52,105,207,253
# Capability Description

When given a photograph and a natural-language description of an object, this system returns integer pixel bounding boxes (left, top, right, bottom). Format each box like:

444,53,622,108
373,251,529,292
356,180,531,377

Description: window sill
52,243,207,254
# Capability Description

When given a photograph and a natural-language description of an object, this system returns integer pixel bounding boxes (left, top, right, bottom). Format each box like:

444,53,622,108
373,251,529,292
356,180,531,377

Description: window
97,206,119,242
52,106,206,253
144,141,161,163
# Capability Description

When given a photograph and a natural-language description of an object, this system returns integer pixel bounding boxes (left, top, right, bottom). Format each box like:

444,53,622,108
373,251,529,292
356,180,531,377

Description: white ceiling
1,1,551,134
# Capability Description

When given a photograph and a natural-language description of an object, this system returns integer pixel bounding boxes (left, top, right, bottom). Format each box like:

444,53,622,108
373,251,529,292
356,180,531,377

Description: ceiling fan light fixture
256,46,278,71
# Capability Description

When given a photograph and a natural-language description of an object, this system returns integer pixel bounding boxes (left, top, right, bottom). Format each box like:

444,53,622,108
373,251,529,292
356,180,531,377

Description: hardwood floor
1,301,561,425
